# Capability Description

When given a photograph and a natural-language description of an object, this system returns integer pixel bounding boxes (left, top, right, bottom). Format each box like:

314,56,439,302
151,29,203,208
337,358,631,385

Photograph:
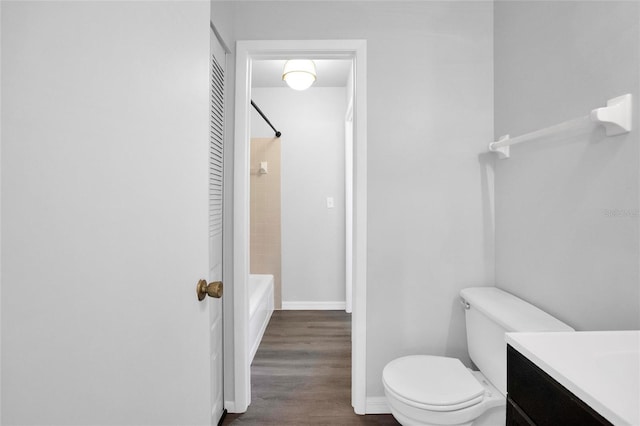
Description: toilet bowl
382,287,574,426
383,355,505,426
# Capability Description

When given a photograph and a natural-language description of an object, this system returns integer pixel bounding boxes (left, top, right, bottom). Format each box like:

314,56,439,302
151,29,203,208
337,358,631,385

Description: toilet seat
382,355,485,412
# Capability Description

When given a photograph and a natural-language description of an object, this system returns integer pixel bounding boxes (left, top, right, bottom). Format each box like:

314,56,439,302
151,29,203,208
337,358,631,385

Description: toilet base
384,370,506,426
468,405,505,426
389,408,473,426
389,405,504,426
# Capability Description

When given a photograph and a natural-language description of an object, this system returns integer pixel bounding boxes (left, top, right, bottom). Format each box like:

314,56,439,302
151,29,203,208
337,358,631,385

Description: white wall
494,1,640,330
2,1,212,424
213,1,494,401
251,87,347,306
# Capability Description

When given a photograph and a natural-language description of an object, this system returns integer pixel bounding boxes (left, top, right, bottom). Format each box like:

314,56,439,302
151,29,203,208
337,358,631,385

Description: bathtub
249,274,274,364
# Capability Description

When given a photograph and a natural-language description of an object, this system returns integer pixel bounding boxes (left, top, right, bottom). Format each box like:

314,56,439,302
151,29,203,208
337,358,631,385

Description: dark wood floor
223,310,399,425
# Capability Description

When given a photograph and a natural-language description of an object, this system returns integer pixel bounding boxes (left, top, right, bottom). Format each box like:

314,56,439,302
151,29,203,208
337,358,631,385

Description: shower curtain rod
251,100,281,138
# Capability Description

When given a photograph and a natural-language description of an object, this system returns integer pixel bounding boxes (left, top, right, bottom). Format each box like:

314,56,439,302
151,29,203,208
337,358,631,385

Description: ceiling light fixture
282,59,316,91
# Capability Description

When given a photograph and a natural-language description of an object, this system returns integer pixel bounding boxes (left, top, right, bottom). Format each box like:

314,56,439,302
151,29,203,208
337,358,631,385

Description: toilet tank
459,287,574,396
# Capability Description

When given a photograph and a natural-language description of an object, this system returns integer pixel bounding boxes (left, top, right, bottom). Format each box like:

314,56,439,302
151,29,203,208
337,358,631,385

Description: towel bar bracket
489,135,511,159
590,94,632,136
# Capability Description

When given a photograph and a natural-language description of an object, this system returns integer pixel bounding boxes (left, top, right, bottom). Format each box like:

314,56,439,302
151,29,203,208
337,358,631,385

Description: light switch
326,197,334,208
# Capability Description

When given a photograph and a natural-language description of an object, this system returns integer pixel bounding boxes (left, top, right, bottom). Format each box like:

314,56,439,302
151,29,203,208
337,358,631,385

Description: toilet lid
382,355,485,410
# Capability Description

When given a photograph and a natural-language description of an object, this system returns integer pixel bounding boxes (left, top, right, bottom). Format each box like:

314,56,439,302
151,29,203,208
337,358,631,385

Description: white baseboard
281,301,346,310
224,401,238,413
365,396,390,414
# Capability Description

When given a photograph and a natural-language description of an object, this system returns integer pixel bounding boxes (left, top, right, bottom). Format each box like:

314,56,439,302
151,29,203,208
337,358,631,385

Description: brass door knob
197,279,223,301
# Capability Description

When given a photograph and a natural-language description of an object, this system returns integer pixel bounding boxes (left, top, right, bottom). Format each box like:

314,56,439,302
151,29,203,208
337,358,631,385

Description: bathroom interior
217,1,640,425
246,58,353,364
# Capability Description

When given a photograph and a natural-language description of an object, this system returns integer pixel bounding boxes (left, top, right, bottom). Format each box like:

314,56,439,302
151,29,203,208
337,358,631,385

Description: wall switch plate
326,197,334,208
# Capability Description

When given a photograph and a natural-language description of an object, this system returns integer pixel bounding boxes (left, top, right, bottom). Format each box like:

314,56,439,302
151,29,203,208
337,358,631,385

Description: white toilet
382,287,574,426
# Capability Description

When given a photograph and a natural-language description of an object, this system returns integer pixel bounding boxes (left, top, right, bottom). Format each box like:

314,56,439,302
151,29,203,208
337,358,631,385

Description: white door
1,2,217,424
208,30,227,424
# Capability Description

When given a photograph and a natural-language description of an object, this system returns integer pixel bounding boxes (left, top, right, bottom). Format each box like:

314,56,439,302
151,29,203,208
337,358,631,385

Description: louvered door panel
209,54,224,237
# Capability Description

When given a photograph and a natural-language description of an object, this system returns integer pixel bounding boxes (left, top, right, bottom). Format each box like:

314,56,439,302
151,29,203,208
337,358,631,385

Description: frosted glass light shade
282,60,316,91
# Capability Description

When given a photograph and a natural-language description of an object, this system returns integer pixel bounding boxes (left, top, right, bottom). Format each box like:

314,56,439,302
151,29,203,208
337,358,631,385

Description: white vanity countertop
506,330,640,426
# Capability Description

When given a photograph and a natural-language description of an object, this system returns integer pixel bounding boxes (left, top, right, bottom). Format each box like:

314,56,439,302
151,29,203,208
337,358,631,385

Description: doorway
250,58,351,311
232,40,368,414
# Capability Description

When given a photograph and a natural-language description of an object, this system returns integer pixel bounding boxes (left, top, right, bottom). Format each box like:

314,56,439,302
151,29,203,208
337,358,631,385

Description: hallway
223,311,399,425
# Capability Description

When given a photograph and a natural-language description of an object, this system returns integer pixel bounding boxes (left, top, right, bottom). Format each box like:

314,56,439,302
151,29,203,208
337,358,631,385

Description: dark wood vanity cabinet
506,345,612,426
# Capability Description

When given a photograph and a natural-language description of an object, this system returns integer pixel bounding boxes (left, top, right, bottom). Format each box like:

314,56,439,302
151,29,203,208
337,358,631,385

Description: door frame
233,39,368,414
345,98,354,314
